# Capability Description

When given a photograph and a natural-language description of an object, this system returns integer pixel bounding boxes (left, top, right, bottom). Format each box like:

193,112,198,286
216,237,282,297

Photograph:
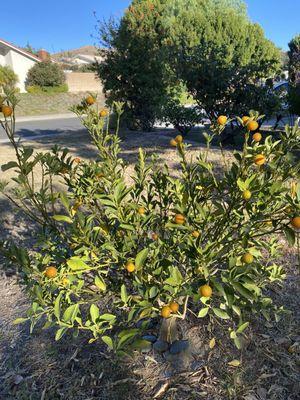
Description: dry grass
0,130,299,400
15,91,105,117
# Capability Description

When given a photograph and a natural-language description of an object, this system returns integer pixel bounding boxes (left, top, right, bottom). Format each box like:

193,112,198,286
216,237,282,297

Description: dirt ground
0,129,299,400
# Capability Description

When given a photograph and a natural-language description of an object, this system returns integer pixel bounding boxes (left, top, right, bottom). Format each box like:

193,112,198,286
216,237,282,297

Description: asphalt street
0,116,84,143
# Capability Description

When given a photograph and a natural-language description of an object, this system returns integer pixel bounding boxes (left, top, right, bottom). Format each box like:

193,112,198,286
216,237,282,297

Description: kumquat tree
1,89,300,358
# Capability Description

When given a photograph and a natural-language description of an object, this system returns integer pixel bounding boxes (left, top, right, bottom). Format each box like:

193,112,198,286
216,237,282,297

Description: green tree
288,34,300,115
97,0,173,130
97,0,281,128
172,1,281,118
26,61,66,89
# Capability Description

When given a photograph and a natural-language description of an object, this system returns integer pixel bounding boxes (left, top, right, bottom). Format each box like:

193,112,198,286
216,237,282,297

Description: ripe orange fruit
126,261,135,273
169,301,179,313
247,121,259,131
252,132,262,142
254,154,266,166
99,109,108,118
86,95,96,105
2,105,13,118
192,230,200,238
242,116,250,125
152,233,159,240
161,305,171,318
44,266,58,278
199,284,212,298
217,115,227,125
175,135,183,144
174,214,185,224
137,207,145,215
291,216,300,229
242,190,251,201
241,253,254,264
170,138,177,147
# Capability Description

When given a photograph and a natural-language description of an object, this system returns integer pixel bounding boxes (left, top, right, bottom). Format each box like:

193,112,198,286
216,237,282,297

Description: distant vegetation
97,0,281,130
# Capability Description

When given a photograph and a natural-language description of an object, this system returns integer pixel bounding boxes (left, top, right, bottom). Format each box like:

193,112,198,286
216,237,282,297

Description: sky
1,0,299,53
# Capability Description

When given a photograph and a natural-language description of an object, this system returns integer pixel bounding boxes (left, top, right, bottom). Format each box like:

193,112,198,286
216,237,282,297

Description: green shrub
1,92,300,355
161,97,202,135
26,61,65,89
26,84,68,94
288,34,300,115
0,66,18,90
97,0,281,129
289,85,300,115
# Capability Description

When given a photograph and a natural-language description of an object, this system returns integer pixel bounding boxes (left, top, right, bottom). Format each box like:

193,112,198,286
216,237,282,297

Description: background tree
26,61,66,90
97,1,173,131
288,34,300,115
97,0,281,128
172,1,281,118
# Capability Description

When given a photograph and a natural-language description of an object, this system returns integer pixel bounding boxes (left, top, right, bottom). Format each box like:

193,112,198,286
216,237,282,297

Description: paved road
0,116,84,143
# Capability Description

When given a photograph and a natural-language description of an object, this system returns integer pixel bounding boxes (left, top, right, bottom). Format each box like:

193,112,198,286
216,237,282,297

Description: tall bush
1,91,300,354
97,0,281,128
288,34,300,115
0,65,18,90
26,61,66,89
97,1,172,131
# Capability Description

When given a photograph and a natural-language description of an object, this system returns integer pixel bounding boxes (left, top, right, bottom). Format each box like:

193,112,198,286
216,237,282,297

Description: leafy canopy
97,0,281,127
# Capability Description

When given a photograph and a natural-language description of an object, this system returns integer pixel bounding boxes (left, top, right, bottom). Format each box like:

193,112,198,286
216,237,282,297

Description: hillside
52,45,99,60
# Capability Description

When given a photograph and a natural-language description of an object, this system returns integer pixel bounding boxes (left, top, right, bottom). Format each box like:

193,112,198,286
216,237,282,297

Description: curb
15,113,77,123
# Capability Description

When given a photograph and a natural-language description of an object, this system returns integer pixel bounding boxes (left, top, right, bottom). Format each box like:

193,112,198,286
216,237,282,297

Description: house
0,38,42,92
71,54,103,65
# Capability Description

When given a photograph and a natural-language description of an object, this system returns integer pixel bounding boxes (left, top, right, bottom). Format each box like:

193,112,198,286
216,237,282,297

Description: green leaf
121,284,128,303
198,307,209,318
63,304,79,324
233,336,242,349
283,226,295,246
53,215,73,223
95,275,106,291
90,304,100,323
67,257,90,271
212,308,230,319
54,292,62,320
232,282,255,301
60,192,70,210
135,248,148,270
55,327,68,341
1,161,19,172
13,317,28,325
99,314,116,322
149,286,159,299
101,336,114,350
237,321,249,333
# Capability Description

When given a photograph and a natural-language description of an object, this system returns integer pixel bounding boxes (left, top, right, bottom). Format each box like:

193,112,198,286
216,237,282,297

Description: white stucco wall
8,49,37,92
0,44,38,92
0,53,5,66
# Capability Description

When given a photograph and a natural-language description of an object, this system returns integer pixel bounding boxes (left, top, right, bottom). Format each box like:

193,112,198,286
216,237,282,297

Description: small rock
13,375,24,385
153,340,169,353
142,335,157,343
169,340,189,355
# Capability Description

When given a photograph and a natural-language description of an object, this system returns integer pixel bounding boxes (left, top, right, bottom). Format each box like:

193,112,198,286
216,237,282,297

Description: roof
0,38,41,62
